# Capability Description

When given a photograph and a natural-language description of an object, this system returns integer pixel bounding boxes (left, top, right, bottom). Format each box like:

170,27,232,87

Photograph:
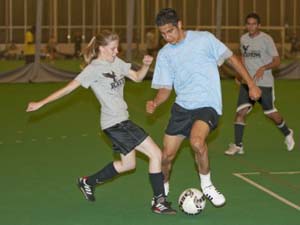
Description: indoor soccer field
0,79,299,225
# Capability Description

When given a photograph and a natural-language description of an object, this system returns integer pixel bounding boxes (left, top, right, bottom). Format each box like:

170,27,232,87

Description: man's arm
253,56,280,81
226,54,261,100
146,88,172,114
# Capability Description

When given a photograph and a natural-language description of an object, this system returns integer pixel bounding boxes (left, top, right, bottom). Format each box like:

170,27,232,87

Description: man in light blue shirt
146,8,261,207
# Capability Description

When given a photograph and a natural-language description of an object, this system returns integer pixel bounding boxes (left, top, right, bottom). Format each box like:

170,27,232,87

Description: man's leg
265,111,295,151
261,86,295,151
190,120,210,174
161,134,184,195
225,106,249,155
226,84,254,155
190,120,225,207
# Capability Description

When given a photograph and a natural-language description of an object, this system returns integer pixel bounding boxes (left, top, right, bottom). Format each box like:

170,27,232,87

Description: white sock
164,182,169,196
199,172,212,189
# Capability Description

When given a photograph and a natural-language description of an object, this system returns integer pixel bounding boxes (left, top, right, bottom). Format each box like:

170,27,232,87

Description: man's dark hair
245,12,261,24
155,8,179,27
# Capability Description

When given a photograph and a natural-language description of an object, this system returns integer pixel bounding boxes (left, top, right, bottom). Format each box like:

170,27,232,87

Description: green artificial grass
0,80,299,225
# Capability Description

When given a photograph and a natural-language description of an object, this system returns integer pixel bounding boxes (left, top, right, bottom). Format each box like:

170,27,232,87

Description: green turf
0,80,299,225
0,59,83,73
0,59,25,72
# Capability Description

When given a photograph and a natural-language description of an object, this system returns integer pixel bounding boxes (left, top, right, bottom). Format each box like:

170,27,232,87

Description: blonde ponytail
82,30,119,67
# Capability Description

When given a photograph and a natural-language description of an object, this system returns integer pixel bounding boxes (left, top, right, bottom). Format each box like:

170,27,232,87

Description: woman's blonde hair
83,30,119,65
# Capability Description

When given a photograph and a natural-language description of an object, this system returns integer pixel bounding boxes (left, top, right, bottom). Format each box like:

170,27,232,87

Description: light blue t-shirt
152,31,232,115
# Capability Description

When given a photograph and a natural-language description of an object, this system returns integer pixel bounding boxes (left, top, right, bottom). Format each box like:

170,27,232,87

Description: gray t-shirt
240,32,279,87
75,57,131,129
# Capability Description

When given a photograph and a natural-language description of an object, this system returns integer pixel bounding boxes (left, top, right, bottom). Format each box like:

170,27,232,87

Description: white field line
235,171,300,175
233,172,300,211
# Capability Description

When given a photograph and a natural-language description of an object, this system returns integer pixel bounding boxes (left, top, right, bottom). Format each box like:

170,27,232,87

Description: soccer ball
178,188,206,215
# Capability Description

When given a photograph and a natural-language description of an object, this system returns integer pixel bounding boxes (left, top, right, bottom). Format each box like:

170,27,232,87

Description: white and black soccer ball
178,188,206,215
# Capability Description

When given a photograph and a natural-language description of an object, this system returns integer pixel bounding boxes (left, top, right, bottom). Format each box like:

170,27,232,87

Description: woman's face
99,39,119,62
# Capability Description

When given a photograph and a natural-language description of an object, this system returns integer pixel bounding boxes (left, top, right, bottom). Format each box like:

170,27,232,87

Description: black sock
149,172,165,199
234,123,245,147
86,162,119,186
277,120,290,136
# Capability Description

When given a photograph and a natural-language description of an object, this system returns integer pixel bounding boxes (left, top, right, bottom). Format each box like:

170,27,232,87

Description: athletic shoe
224,143,244,155
202,184,226,207
77,177,95,202
285,129,295,151
151,182,169,206
151,197,176,215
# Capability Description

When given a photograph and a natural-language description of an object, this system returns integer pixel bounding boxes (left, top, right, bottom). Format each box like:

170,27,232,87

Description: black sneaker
151,197,176,215
77,177,95,202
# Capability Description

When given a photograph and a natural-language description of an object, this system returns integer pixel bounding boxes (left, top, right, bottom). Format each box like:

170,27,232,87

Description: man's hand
253,66,265,81
146,100,157,114
248,85,262,101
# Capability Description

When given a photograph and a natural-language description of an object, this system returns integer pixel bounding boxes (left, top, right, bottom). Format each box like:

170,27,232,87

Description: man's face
158,21,183,45
246,17,260,36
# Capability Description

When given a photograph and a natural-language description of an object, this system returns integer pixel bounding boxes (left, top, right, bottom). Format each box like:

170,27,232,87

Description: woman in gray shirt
26,30,176,215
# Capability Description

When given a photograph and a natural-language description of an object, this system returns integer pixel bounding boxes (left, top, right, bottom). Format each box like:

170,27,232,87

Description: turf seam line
233,172,300,211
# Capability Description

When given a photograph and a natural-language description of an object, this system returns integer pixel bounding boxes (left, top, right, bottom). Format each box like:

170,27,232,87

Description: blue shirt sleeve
207,32,233,66
151,51,173,89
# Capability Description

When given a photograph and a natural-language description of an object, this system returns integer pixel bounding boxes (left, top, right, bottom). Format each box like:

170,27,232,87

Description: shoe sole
224,150,244,155
152,209,177,215
204,192,226,207
205,197,226,207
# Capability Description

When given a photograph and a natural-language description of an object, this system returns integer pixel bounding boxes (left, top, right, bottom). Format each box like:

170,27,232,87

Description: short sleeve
265,35,279,57
74,65,95,89
207,32,233,66
115,57,131,76
151,52,173,89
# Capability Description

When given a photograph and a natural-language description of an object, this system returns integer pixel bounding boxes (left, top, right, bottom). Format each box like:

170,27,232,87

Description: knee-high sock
86,162,119,186
234,123,245,147
149,172,165,199
277,120,290,136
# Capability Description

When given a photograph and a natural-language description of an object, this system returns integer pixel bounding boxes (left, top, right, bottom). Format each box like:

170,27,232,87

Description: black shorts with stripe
103,120,148,155
237,84,276,113
165,103,219,137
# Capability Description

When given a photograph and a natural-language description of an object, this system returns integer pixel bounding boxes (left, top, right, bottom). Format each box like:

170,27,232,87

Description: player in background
225,12,295,155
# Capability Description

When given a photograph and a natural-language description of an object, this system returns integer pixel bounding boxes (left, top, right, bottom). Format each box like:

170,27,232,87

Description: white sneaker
202,184,226,207
285,129,295,151
224,143,244,155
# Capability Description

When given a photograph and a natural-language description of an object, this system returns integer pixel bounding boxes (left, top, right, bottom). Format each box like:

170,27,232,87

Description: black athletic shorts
103,120,148,155
165,103,219,137
237,84,277,114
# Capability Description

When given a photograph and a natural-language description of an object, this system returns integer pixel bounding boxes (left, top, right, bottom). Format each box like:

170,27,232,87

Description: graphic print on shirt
102,71,125,90
242,44,261,58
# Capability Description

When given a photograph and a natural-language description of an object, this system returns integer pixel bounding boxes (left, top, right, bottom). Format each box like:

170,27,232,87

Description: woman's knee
120,161,136,172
